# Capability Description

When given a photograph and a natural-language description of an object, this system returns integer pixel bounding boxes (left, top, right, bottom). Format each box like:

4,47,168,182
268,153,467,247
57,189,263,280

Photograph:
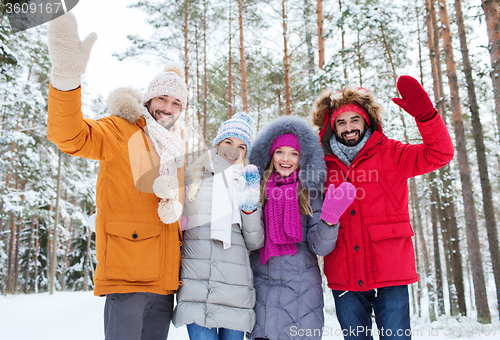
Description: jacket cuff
320,209,341,225
50,71,81,91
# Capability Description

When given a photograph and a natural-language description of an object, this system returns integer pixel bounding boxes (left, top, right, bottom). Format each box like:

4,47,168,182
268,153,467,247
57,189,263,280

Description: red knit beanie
270,134,300,156
330,102,371,131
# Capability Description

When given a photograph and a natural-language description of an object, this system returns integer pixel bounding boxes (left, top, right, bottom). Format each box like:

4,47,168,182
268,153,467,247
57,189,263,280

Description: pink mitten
321,183,356,225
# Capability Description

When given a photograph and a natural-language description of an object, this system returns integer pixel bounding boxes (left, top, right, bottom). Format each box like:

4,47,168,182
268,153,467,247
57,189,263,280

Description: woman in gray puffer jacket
248,116,355,340
172,112,265,340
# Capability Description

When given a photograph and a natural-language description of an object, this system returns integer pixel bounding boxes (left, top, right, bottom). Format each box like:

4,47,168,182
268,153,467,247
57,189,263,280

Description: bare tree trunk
429,172,446,315
282,0,291,115
60,217,68,291
13,206,21,294
195,24,202,156
412,178,437,321
277,89,282,116
412,204,422,317
238,0,249,113
203,0,208,143
184,0,190,154
415,4,425,85
228,0,233,118
425,0,465,316
34,216,39,293
339,0,347,82
24,218,34,294
317,0,325,69
6,177,19,294
437,0,491,323
411,283,418,316
61,203,74,292
304,0,314,93
50,150,63,295
455,0,500,317
83,207,93,292
47,197,53,287
357,31,362,86
482,0,500,142
13,179,25,294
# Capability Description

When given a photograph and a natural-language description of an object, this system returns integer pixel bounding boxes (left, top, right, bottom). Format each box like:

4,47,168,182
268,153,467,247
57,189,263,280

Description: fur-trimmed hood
107,87,144,124
311,85,384,133
249,116,326,191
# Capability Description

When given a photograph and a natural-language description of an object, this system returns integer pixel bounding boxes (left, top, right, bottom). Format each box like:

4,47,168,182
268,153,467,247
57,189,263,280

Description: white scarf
143,108,184,223
207,154,242,249
143,108,184,176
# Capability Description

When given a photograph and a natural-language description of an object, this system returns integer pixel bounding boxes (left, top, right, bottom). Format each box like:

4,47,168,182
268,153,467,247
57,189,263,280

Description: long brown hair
260,162,313,216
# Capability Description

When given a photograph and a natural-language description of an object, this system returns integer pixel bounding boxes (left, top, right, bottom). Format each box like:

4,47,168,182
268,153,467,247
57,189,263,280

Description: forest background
1,0,500,327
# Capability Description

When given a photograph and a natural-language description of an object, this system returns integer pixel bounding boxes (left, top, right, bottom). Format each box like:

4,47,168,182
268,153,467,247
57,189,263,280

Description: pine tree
437,0,491,323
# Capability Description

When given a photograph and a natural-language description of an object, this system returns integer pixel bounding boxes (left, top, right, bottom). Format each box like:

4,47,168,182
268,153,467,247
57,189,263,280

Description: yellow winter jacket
47,85,184,296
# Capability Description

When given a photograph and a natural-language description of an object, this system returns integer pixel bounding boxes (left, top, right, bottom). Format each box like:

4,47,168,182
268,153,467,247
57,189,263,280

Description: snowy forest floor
1,291,500,340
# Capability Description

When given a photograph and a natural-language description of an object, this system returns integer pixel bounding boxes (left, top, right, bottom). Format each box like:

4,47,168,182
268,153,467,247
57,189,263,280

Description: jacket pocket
324,228,350,286
105,221,162,281
367,223,416,283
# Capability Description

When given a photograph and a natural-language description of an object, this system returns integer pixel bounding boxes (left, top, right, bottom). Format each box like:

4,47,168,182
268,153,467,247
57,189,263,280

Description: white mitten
48,13,97,91
153,175,178,200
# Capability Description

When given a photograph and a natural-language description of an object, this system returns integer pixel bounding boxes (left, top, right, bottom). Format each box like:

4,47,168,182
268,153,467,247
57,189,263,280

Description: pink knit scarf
260,170,302,264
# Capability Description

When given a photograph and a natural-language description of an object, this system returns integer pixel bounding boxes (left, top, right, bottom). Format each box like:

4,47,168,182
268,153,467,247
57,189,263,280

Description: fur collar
106,87,144,124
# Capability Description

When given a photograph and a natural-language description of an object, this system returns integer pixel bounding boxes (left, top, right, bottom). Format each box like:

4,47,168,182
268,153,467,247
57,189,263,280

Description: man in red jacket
311,76,454,339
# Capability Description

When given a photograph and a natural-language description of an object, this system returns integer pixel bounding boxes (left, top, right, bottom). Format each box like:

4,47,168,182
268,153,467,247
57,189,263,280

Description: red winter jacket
320,114,454,291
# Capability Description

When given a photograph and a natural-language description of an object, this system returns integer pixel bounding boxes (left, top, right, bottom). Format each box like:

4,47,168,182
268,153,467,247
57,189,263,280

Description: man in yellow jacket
47,13,186,340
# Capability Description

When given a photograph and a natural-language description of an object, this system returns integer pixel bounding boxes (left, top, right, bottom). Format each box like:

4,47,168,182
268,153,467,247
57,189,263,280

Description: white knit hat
143,62,188,111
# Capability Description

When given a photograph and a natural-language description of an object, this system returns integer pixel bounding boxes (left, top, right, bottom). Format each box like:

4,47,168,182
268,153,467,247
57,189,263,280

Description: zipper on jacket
347,134,385,170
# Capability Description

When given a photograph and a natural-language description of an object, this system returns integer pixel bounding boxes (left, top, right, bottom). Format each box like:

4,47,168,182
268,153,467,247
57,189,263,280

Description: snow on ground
1,291,499,340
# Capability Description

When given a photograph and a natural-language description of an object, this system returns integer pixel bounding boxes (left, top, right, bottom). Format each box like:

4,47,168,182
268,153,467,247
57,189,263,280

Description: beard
153,109,179,130
336,129,366,146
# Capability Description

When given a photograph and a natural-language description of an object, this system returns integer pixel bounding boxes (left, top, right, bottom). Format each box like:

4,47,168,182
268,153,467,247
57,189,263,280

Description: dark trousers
332,285,411,340
104,292,174,340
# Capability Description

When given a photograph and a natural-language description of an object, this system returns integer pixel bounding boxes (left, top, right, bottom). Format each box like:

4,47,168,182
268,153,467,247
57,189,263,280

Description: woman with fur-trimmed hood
310,76,454,338
248,116,354,340
172,112,265,340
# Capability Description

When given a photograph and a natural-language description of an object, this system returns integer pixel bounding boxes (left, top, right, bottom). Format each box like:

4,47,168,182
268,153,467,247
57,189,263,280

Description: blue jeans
186,323,244,340
332,285,411,340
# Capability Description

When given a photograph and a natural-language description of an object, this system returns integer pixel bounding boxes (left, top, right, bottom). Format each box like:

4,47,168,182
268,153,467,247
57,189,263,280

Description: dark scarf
329,127,372,166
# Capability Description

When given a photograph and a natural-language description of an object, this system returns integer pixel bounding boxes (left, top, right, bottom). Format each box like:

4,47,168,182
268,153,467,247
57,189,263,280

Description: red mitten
321,183,356,225
392,75,437,122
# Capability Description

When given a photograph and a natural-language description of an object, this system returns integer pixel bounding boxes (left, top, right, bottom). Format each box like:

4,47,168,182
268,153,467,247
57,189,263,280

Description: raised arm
392,75,454,177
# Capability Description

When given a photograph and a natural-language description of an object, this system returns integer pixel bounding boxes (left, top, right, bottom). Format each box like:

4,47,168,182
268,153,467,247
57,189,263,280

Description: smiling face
334,110,367,146
272,146,300,178
216,137,247,165
147,95,182,130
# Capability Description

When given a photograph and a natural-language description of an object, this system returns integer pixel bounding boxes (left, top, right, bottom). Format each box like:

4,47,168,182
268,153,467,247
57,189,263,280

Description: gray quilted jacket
249,196,338,340
172,170,265,333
